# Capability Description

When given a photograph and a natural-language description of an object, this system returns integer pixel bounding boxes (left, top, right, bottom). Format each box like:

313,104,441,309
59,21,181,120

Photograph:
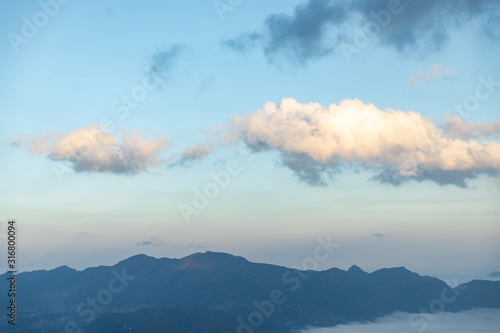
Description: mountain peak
347,265,368,279
53,265,76,273
176,251,247,270
489,271,500,277
184,251,245,261
116,252,248,271
348,265,364,273
126,253,155,260
370,266,417,280
117,254,159,267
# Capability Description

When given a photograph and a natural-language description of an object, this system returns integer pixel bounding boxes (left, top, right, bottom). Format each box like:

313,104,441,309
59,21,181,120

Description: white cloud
12,125,169,174
444,114,500,139
231,98,500,187
9,131,52,155
407,64,456,87
165,143,216,168
301,309,500,333
10,100,500,186
179,144,214,163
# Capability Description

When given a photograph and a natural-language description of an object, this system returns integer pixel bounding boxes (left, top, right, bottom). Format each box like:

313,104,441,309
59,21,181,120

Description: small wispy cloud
178,144,215,166
407,64,456,88
165,143,216,169
9,131,52,155
147,44,185,80
223,32,262,54
77,232,98,237
137,237,165,247
372,233,386,238
205,123,239,147
189,243,207,250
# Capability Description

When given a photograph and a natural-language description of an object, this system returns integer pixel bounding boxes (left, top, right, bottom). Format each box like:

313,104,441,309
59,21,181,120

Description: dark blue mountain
1,252,499,332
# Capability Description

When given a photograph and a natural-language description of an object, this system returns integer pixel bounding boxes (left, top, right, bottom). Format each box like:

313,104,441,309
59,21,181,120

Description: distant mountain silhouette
1,251,499,332
347,264,369,280
489,270,500,277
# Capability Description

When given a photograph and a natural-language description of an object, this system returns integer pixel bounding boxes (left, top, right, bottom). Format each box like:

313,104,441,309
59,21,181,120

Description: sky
0,0,499,279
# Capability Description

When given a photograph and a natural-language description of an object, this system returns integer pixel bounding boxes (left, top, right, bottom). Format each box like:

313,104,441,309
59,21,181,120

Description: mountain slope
1,252,499,332
84,307,275,333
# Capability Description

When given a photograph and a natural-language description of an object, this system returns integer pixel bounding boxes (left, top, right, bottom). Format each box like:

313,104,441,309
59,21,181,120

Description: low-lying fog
301,308,500,333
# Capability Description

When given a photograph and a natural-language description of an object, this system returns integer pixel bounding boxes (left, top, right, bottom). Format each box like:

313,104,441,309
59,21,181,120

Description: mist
301,308,500,333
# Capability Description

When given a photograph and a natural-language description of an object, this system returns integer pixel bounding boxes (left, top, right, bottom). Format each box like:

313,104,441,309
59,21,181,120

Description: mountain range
1,251,499,332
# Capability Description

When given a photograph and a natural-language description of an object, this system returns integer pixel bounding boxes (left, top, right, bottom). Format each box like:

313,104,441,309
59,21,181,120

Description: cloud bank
231,98,500,187
11,125,169,174
301,308,500,333
9,101,500,188
224,0,500,64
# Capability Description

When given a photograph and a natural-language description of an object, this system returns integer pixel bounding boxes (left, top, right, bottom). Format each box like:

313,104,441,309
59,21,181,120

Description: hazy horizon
11,250,500,286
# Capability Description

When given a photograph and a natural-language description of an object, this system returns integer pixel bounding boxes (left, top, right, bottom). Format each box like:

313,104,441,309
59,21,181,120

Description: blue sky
0,0,499,280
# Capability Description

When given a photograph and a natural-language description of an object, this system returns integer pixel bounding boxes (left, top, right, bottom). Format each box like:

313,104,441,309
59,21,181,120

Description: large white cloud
11,125,169,174
231,98,500,187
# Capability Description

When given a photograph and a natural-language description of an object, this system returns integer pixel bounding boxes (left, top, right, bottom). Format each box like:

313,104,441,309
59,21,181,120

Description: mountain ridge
1,251,499,333
28,251,438,276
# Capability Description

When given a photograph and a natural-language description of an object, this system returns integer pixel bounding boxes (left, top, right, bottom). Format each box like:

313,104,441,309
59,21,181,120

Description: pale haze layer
301,309,500,333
